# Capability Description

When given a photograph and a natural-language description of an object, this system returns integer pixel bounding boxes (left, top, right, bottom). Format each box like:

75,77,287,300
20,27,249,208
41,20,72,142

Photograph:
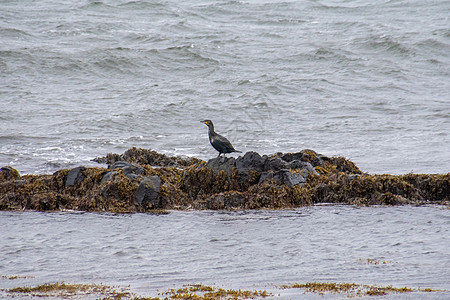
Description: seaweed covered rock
206,191,246,210
108,161,145,181
0,166,20,182
273,169,306,187
205,150,319,188
206,157,236,175
93,147,202,168
279,149,327,167
0,148,448,212
134,176,161,207
236,151,266,173
308,172,449,206
65,166,86,187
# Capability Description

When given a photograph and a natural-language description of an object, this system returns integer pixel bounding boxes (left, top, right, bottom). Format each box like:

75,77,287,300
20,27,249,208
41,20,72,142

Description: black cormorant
201,120,241,157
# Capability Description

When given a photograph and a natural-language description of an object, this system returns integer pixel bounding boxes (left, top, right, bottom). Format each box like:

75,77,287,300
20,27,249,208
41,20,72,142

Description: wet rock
125,173,140,181
134,176,161,207
289,160,318,178
278,151,303,162
0,166,20,181
280,150,325,167
288,160,313,171
232,152,266,184
95,147,202,168
235,152,266,173
264,157,288,171
204,151,314,187
206,157,236,175
259,169,306,187
110,161,145,180
100,171,117,185
259,171,274,183
329,157,362,174
274,169,306,187
206,191,246,209
65,166,86,187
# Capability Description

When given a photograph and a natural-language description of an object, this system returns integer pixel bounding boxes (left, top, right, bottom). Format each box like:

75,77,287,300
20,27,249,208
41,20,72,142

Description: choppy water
0,206,449,299
0,0,449,175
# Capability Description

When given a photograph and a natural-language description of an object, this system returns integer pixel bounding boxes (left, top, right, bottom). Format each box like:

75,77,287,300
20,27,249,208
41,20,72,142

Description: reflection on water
0,205,449,299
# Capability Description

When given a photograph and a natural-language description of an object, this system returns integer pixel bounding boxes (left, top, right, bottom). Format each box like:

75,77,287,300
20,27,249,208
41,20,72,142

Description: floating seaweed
7,281,444,299
159,284,271,299
281,281,445,297
6,282,270,300
7,282,130,299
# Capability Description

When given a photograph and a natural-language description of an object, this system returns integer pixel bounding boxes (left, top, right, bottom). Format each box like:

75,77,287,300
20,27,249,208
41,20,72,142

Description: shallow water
1,206,449,298
1,0,449,175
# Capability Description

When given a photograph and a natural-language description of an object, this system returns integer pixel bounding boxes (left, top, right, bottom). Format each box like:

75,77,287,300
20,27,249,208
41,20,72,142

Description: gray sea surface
1,0,449,175
0,206,449,299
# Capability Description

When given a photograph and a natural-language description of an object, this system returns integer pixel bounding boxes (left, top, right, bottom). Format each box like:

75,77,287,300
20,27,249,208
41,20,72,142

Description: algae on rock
0,148,448,212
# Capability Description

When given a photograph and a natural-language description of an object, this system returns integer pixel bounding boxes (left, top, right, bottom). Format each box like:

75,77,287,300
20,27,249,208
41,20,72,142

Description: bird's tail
234,150,242,153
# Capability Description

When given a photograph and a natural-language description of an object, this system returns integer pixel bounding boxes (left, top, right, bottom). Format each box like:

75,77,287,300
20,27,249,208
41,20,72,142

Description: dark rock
306,152,325,167
125,173,140,181
329,157,362,174
259,171,274,184
235,151,266,173
65,166,86,187
100,171,117,185
110,161,145,181
0,166,20,181
288,160,318,178
278,152,304,162
233,152,266,184
274,169,306,187
258,169,306,187
264,157,288,171
91,156,108,164
134,176,161,207
224,192,246,208
110,161,132,169
206,157,236,175
288,160,311,170
206,192,246,209
280,150,325,167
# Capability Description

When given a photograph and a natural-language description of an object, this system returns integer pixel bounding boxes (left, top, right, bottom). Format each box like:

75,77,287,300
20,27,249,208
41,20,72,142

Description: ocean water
0,0,449,175
0,206,449,299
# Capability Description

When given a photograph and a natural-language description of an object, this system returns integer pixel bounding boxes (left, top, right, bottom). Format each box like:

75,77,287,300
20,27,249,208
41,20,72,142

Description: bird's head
200,120,213,127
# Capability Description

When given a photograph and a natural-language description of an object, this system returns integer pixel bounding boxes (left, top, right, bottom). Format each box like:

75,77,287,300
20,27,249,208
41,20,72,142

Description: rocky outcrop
65,166,86,187
205,150,319,188
0,166,21,181
134,176,161,207
0,148,448,212
93,147,202,168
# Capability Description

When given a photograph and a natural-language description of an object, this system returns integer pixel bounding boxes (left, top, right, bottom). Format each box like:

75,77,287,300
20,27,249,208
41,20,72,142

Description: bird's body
201,120,241,157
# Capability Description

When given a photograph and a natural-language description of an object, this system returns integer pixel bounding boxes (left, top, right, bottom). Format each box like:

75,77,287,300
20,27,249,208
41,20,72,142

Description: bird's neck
208,124,215,134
